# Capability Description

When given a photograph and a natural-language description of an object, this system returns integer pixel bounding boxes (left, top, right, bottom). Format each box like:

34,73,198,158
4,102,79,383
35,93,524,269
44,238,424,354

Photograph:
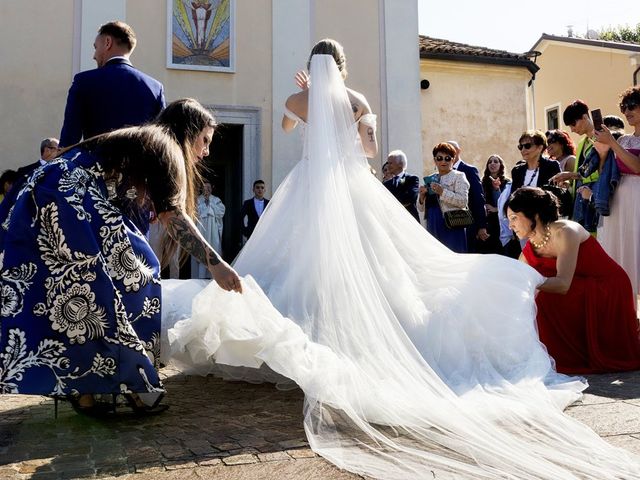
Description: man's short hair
253,180,265,188
387,150,407,169
446,140,461,152
562,100,589,126
40,138,59,156
603,115,625,130
98,21,137,52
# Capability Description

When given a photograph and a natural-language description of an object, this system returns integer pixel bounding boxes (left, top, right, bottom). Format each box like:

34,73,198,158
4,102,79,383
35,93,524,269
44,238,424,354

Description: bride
163,39,639,479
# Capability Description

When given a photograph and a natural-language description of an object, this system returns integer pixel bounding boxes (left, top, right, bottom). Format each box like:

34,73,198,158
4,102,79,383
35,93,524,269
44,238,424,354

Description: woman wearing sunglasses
511,130,561,191
418,142,470,252
594,85,640,298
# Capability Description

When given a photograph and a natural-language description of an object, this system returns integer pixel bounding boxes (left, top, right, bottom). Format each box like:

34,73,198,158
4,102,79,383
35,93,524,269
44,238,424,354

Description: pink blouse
616,134,640,175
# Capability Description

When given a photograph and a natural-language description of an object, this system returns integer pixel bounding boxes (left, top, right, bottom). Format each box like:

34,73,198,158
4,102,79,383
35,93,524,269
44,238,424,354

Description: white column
379,0,423,174
73,0,127,74
271,0,312,186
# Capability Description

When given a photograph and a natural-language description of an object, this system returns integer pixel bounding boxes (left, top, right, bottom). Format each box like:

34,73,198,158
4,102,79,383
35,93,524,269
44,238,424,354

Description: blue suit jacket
383,173,420,222
60,58,165,146
455,160,487,252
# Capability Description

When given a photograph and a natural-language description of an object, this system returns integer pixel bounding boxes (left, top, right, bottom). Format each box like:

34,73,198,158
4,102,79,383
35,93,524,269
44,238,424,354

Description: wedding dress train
162,55,639,478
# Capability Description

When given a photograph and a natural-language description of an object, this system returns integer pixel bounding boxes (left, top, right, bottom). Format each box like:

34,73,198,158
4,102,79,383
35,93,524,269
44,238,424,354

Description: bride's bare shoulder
346,88,371,117
285,91,308,116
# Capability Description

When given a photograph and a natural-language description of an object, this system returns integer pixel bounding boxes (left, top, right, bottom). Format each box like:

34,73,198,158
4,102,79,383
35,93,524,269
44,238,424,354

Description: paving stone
278,439,309,449
567,401,640,436
258,451,292,462
222,453,259,465
134,463,166,474
196,456,223,466
286,448,317,459
164,459,198,470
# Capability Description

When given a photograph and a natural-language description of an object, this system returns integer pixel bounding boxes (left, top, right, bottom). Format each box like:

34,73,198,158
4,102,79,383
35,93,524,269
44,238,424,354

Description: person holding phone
550,101,609,234
594,86,640,298
418,142,469,252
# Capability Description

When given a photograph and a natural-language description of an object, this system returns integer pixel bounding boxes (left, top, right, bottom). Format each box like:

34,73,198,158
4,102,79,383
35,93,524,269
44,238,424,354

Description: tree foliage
598,23,640,43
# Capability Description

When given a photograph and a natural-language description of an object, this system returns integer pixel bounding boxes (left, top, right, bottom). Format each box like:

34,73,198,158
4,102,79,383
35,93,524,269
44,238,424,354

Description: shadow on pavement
583,371,640,401
0,368,308,479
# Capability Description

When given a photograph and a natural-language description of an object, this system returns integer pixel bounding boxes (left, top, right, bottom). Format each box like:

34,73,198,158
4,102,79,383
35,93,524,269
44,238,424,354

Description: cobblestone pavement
1,366,640,479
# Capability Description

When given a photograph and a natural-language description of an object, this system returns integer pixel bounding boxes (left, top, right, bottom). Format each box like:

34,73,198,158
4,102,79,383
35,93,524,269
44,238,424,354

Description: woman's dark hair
545,129,575,156
307,39,347,78
481,155,509,199
76,126,187,267
505,187,559,230
0,169,18,194
432,142,456,157
518,129,547,148
562,100,589,126
156,98,216,218
619,86,640,110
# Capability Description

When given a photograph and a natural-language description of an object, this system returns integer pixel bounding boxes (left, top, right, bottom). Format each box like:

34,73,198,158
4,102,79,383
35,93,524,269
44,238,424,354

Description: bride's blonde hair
307,38,347,79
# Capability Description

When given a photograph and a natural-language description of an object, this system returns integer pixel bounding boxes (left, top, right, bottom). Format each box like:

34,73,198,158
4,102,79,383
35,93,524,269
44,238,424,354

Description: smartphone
423,173,440,194
591,109,603,131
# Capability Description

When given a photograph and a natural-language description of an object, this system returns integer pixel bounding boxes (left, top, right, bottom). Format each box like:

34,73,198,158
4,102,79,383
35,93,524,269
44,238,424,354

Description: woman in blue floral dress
0,105,241,414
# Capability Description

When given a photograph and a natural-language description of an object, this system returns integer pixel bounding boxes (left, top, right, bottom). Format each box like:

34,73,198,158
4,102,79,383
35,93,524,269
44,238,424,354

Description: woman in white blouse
418,142,470,252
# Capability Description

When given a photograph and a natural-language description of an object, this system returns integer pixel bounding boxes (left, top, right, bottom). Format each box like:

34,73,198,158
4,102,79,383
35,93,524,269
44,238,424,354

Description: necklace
525,167,539,187
530,225,551,249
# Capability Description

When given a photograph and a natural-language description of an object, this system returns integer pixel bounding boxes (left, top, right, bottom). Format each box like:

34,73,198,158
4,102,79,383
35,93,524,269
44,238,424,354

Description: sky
418,0,640,54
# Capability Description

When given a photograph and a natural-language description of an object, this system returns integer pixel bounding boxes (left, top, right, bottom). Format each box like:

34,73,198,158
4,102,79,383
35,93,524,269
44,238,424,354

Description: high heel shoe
124,393,169,416
67,395,115,418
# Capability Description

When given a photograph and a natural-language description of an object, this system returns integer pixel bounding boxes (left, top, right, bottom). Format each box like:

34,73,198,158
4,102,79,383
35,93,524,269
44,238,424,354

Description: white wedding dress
162,55,639,479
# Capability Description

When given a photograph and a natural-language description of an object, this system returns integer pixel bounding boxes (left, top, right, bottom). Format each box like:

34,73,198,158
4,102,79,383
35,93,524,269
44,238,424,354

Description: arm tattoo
165,213,221,267
367,127,374,142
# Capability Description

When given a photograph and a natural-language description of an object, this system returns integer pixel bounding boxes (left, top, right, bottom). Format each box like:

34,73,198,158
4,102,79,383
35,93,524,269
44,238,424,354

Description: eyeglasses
487,159,501,164
517,143,536,151
434,155,453,162
620,100,639,113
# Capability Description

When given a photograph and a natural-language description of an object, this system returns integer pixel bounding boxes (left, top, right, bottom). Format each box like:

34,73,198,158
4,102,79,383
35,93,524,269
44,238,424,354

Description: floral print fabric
0,149,163,396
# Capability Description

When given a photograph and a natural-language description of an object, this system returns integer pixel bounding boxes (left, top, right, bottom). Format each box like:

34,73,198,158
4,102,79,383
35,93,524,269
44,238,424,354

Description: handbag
443,208,474,229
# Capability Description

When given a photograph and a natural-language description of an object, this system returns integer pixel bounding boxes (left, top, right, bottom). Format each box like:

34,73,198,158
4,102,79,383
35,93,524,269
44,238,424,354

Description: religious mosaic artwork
167,0,235,72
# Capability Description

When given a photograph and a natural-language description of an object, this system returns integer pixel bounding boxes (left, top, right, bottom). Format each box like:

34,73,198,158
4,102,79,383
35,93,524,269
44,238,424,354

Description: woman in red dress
506,186,640,374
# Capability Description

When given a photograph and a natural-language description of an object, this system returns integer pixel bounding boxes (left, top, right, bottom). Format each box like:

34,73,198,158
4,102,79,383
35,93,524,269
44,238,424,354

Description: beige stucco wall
0,0,75,167
0,0,421,197
533,40,638,145
420,59,531,177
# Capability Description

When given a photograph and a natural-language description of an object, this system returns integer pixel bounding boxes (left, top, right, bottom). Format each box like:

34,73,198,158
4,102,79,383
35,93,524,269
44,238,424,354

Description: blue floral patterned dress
0,148,164,397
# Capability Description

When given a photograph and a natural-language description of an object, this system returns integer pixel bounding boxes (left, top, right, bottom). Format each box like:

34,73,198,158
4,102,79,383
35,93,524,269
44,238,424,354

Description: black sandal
124,393,169,416
68,396,115,418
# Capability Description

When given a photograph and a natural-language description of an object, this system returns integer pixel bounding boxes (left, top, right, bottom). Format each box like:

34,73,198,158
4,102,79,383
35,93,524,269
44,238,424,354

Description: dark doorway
203,123,244,262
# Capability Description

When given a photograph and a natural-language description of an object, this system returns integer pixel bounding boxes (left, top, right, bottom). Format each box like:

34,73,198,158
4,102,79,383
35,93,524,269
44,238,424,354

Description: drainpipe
634,65,640,86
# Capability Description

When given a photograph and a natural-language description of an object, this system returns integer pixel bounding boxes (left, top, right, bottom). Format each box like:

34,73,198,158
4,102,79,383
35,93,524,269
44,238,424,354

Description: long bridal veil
164,55,639,478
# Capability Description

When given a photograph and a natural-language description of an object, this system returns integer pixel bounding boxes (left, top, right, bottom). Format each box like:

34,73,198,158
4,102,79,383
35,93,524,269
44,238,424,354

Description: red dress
523,236,640,374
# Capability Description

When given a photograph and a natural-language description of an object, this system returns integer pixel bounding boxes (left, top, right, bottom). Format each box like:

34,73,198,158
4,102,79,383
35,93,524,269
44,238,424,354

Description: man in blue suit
60,21,165,234
60,21,165,147
447,141,488,252
383,150,420,222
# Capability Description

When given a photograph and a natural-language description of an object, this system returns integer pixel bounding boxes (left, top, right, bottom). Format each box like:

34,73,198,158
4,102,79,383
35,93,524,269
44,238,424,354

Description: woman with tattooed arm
0,99,239,416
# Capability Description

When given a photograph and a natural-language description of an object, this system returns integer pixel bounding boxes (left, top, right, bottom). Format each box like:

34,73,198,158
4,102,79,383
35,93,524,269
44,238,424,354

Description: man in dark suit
383,150,420,222
59,21,165,147
241,180,270,240
447,141,488,252
16,138,59,179
59,21,165,235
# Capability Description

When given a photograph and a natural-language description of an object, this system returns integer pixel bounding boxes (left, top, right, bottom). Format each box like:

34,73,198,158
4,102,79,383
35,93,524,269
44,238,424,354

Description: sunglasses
434,155,453,162
487,159,501,164
620,100,639,113
517,142,536,151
